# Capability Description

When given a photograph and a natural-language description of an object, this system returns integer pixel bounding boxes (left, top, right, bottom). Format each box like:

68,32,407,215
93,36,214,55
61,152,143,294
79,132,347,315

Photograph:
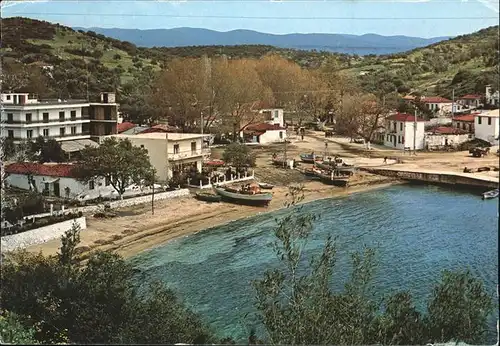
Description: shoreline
25,175,399,260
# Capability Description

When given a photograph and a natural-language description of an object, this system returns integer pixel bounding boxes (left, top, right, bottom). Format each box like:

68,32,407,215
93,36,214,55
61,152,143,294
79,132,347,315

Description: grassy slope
24,27,160,84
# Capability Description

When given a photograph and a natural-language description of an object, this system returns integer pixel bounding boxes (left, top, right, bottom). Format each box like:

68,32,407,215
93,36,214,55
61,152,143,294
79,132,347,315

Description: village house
241,123,287,144
419,96,462,117
452,114,476,133
424,126,471,150
474,109,499,144
1,91,118,153
485,85,499,107
4,162,111,200
110,132,209,182
457,94,483,109
383,113,426,150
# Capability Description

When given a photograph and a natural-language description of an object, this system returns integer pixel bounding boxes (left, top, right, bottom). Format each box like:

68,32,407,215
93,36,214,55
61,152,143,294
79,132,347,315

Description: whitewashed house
110,132,209,182
424,126,472,150
420,97,462,117
485,85,499,107
383,113,426,150
457,94,483,109
241,123,287,145
260,108,285,127
4,162,111,200
474,109,499,144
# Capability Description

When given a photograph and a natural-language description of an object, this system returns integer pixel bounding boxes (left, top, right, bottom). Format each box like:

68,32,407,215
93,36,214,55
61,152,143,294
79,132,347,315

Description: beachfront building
383,113,426,150
110,132,210,182
474,109,499,144
424,126,471,150
4,162,110,199
1,92,118,149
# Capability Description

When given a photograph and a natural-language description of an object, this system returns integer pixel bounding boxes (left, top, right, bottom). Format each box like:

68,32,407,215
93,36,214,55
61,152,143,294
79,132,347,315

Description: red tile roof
140,124,178,134
117,121,136,133
452,114,475,122
430,126,468,135
245,123,286,131
5,163,78,178
421,96,452,103
459,94,482,100
387,113,426,122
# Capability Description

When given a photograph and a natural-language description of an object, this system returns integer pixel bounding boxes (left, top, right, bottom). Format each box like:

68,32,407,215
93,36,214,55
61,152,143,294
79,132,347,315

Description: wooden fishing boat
258,182,274,190
315,161,356,176
313,170,350,187
303,167,321,178
299,153,323,163
213,185,273,206
482,189,499,200
194,192,222,203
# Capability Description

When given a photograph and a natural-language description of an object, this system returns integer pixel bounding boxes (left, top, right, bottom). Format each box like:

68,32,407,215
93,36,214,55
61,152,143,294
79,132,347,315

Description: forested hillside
2,17,498,107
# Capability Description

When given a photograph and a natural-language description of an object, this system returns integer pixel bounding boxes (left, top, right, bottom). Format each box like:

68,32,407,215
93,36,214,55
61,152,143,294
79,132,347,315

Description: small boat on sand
300,153,323,163
258,182,274,190
482,189,499,200
213,185,273,206
194,192,222,203
314,170,350,187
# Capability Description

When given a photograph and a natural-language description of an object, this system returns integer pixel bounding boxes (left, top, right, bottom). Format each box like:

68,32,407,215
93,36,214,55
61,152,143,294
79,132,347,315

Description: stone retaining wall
1,217,87,252
361,168,498,189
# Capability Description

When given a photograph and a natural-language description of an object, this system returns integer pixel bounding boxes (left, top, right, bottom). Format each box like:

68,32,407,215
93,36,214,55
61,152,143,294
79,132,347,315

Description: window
104,107,112,120
400,123,403,131
477,116,482,124
59,111,65,121
60,127,65,137
488,117,492,125
89,180,95,190
279,131,283,139
71,126,77,135
173,144,180,154
274,110,279,118
8,130,14,138
43,129,49,136
43,113,49,123
191,141,197,154
70,110,77,120
456,122,460,128
26,130,33,139
7,113,13,123
25,113,32,123
402,136,405,144
6,95,10,100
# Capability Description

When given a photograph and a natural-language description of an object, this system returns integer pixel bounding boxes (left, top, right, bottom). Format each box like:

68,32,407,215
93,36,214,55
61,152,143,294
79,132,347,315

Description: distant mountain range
74,27,451,55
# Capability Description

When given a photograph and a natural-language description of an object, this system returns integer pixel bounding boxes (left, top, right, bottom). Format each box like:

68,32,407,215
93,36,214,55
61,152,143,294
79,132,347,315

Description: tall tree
216,59,272,139
75,137,154,198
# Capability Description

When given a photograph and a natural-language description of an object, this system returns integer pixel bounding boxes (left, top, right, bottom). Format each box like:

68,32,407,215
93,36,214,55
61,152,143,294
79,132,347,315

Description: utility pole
165,133,170,185
151,172,155,215
451,88,455,118
413,108,418,156
200,111,204,135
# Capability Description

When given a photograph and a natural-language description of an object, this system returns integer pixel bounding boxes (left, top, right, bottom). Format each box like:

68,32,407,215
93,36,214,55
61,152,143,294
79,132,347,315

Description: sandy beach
26,173,397,259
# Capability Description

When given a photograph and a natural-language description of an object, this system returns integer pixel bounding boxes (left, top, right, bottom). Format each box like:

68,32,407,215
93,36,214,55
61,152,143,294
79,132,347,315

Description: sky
2,0,499,38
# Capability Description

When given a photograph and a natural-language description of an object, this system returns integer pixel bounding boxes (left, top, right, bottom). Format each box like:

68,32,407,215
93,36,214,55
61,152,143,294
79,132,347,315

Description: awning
44,177,60,184
61,139,99,153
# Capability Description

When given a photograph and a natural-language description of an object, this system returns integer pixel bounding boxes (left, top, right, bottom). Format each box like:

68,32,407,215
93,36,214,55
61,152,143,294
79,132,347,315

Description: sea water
129,184,499,343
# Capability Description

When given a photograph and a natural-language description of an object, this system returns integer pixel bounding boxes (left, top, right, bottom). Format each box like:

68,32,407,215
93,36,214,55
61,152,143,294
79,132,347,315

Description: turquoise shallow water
129,184,499,343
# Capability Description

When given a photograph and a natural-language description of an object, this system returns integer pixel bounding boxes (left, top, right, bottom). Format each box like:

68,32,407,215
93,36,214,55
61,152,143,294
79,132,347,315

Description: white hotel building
1,92,118,147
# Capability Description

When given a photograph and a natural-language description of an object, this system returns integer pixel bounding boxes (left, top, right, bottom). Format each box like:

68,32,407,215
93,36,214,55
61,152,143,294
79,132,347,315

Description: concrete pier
360,167,499,189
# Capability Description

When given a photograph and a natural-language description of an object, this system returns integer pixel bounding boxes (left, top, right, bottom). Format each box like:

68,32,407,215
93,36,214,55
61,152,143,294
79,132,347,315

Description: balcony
9,131,91,142
4,116,90,125
168,148,211,161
